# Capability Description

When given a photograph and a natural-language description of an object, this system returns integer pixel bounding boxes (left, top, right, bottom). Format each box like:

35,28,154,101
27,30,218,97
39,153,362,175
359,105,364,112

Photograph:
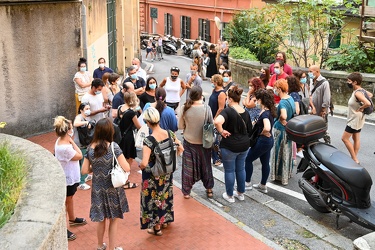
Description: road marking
266,182,307,201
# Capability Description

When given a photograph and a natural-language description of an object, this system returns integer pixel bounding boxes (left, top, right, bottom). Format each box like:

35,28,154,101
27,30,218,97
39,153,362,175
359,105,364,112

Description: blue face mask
131,74,137,80
273,89,279,96
308,72,314,79
211,84,215,88
223,77,229,83
274,68,280,75
149,83,157,89
300,77,307,84
80,67,86,72
95,91,101,95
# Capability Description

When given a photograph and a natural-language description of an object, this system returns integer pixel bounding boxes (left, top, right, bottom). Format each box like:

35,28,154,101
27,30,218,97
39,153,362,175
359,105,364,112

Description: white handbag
135,124,149,149
110,142,129,188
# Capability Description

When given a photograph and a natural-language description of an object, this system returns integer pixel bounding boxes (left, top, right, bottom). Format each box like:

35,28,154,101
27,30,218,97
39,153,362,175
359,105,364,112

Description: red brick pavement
28,132,272,250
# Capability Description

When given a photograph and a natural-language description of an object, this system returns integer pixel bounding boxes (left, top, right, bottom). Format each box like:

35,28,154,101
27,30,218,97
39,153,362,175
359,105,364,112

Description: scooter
286,115,375,230
162,37,177,54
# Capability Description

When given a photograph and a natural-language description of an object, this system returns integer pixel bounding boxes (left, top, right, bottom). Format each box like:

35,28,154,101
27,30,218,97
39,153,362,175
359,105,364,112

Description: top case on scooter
286,115,327,145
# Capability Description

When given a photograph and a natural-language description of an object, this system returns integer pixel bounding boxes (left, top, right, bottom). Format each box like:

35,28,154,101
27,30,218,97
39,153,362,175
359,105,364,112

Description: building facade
139,0,265,43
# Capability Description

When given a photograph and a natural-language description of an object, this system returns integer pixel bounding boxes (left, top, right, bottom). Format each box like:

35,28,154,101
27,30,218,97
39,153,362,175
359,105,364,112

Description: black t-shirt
112,91,124,110
123,77,146,90
220,107,252,152
255,110,274,137
139,92,155,109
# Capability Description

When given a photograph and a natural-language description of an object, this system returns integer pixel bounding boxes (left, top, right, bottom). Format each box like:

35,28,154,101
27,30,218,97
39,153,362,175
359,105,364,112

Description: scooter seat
310,143,372,189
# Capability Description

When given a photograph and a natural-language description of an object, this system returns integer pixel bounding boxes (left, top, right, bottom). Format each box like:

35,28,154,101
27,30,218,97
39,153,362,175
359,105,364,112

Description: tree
224,9,279,63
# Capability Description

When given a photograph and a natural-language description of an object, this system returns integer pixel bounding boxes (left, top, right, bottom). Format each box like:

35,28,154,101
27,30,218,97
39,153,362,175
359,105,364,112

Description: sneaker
222,192,235,203
78,183,90,190
253,183,268,194
296,151,304,158
233,191,245,201
245,182,253,190
69,217,87,226
85,174,93,182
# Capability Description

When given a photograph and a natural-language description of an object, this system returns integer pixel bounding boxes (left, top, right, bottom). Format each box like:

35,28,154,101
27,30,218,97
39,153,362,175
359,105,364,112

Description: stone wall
0,2,81,137
0,134,67,249
229,58,375,107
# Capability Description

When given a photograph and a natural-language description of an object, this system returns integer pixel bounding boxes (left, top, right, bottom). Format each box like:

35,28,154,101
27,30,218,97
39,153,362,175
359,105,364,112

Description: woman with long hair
259,67,270,87
214,86,252,203
139,107,184,236
179,86,214,199
266,60,288,104
222,70,236,92
244,89,276,193
73,58,92,114
82,118,130,250
139,77,158,109
270,79,296,185
206,44,218,79
53,116,86,241
243,77,265,124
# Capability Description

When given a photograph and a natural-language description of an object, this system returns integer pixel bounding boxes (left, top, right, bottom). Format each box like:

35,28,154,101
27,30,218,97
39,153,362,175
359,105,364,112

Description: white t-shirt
81,92,105,122
137,68,147,82
73,71,91,94
164,77,181,103
54,139,80,186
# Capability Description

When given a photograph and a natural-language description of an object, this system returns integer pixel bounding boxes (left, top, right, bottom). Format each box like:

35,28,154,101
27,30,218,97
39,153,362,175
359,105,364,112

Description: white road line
266,182,307,201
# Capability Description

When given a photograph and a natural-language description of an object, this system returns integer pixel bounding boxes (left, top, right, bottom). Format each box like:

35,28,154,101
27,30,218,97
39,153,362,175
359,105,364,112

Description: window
164,13,173,35
328,24,341,49
289,17,309,48
221,22,229,40
180,16,191,39
198,18,211,42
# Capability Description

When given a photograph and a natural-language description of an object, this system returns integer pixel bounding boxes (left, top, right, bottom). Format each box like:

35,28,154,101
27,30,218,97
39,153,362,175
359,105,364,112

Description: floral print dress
140,136,174,229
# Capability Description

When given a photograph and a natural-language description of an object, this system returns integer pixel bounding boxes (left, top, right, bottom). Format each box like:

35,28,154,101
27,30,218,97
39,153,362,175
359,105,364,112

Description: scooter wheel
302,169,331,213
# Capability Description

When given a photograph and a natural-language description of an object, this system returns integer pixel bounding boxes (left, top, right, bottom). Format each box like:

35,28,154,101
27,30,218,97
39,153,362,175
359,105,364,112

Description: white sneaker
222,192,235,203
252,183,268,194
78,183,90,190
245,182,253,190
296,151,304,158
85,174,92,182
233,191,245,201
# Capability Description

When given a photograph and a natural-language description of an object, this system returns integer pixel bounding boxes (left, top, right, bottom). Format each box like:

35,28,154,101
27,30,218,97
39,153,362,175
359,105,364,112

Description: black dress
119,108,137,159
206,51,218,78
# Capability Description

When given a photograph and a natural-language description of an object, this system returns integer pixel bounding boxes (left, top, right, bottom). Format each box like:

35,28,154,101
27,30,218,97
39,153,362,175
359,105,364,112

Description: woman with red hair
243,77,265,124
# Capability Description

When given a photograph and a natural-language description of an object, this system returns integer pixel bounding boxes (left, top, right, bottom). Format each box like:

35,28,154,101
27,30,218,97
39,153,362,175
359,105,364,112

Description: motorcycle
162,37,177,54
286,115,375,230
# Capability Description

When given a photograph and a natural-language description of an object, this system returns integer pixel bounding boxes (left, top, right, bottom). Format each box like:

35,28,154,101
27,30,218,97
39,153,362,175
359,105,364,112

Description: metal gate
107,0,117,71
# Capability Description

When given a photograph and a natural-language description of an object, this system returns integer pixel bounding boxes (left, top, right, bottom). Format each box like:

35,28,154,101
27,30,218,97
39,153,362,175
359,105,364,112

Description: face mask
80,67,86,72
132,65,138,70
300,77,307,84
274,68,280,75
223,77,229,83
225,100,229,106
190,70,196,75
131,74,137,80
95,91,101,95
149,83,157,89
260,73,265,78
68,130,74,137
171,75,178,80
219,69,224,74
347,82,353,89
99,63,105,68
308,72,314,79
116,79,121,85
84,110,91,116
211,84,215,88
255,102,262,110
273,89,279,96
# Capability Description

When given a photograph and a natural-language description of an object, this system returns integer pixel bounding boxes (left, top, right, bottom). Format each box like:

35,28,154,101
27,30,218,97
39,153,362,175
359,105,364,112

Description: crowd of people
55,48,372,249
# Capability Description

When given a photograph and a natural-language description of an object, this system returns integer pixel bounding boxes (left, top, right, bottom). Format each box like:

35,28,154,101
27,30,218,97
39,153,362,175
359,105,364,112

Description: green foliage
224,9,278,63
325,43,375,73
0,142,27,228
229,47,258,61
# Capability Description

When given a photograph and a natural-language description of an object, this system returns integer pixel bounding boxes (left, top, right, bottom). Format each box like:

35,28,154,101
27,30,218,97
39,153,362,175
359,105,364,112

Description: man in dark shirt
122,65,145,96
93,57,113,79
111,82,134,119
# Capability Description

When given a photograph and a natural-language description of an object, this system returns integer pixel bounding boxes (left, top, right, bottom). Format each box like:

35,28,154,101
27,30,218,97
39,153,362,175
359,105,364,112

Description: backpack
77,120,96,146
357,89,374,115
112,105,131,144
148,131,177,177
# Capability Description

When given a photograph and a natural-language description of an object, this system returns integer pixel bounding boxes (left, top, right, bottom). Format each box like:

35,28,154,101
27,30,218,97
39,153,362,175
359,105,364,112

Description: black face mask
171,75,178,80
260,73,265,78
347,82,353,89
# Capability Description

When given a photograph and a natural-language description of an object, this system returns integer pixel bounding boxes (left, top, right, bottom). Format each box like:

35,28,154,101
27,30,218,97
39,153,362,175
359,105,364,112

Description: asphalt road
142,51,375,246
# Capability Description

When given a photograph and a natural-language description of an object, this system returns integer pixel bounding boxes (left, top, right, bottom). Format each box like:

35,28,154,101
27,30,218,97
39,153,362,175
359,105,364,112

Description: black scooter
286,115,375,230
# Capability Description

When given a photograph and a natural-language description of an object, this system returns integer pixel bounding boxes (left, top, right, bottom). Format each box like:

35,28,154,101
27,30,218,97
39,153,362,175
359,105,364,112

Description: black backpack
357,89,374,115
77,120,96,146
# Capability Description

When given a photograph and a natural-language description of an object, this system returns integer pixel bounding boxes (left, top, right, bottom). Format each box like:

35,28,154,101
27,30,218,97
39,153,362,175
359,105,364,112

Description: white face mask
99,63,105,68
84,110,91,116
219,69,224,74
68,129,74,137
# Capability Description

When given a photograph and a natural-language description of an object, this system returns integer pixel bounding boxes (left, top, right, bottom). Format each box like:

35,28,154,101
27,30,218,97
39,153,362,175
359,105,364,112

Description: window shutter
206,19,211,42
164,13,167,35
187,17,191,39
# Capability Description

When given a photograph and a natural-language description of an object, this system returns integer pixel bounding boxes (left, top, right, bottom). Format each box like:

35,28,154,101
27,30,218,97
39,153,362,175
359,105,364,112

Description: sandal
162,222,170,229
97,243,107,250
183,194,191,199
67,230,76,241
69,217,87,226
123,182,139,189
147,226,163,236
206,189,213,198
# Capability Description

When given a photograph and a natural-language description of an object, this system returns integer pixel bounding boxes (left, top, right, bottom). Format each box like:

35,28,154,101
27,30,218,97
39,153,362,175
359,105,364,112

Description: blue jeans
245,136,274,185
221,147,249,196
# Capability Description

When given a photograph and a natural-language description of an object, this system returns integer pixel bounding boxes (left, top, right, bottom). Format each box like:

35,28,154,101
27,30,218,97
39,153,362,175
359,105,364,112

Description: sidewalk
28,132,272,250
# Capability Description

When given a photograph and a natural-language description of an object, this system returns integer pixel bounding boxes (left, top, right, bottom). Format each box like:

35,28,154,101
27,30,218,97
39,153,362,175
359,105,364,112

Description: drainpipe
81,1,88,60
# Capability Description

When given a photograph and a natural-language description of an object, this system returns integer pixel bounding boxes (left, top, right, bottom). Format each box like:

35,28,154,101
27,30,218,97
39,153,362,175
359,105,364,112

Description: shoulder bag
135,124,149,149
203,105,215,149
110,142,129,188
